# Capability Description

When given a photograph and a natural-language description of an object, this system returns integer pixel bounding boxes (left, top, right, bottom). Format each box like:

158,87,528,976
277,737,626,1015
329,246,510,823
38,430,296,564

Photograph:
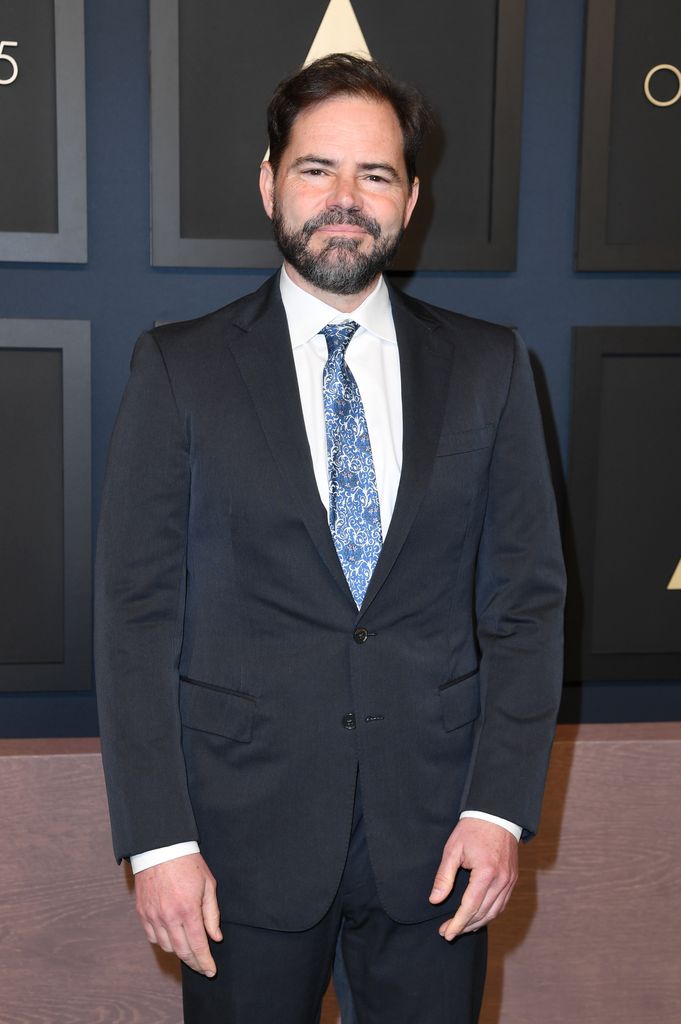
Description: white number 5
0,41,19,85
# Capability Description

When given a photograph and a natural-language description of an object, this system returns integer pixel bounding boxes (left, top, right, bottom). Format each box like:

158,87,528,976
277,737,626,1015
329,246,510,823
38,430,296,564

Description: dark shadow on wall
528,350,582,727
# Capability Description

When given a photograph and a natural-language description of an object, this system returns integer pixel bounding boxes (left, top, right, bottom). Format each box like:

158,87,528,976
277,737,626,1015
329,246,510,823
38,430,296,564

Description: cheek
372,196,410,229
286,193,327,227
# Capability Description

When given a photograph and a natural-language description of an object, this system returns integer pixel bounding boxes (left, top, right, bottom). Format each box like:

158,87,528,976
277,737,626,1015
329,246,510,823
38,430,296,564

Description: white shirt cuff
130,841,200,874
460,810,522,841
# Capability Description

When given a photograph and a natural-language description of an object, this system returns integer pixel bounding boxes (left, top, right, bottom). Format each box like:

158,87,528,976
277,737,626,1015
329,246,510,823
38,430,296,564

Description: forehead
284,95,405,163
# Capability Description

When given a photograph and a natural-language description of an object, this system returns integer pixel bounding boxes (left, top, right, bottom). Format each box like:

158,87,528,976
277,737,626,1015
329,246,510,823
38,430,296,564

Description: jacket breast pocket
438,669,481,732
179,676,256,742
436,424,494,457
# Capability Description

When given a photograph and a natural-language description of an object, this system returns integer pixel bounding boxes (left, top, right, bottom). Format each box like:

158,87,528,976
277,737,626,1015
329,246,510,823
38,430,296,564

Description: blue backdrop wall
1,0,679,736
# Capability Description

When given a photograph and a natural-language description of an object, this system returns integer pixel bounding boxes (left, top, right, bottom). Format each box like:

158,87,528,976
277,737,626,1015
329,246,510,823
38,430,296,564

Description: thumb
202,880,222,942
429,848,461,904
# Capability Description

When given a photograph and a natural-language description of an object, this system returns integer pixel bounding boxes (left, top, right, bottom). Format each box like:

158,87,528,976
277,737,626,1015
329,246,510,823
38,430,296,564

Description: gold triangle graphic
667,558,681,590
263,0,373,162
303,0,372,66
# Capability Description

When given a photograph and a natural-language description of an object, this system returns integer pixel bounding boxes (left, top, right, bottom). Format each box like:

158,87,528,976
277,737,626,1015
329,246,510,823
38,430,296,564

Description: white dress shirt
130,267,520,874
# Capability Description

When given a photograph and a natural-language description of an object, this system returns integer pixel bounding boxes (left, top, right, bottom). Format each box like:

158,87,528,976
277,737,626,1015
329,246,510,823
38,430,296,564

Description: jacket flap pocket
436,424,494,456
180,677,255,742
438,670,481,732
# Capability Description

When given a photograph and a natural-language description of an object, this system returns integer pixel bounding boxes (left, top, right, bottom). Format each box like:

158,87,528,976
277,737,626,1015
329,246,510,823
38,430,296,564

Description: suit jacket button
353,627,369,644
342,713,356,730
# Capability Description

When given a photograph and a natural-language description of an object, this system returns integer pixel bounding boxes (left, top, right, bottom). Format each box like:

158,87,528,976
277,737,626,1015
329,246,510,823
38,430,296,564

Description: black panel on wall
176,0,323,246
566,327,681,682
0,320,91,694
154,0,525,270
0,0,87,263
577,0,681,270
0,350,64,661
0,0,58,234
607,0,681,248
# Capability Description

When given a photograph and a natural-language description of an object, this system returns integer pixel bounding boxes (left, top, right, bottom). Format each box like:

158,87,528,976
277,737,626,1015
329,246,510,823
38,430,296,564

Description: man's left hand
428,818,519,940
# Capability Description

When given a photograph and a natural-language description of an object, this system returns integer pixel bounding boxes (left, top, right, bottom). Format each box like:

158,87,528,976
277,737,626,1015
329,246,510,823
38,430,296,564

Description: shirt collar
279,265,396,349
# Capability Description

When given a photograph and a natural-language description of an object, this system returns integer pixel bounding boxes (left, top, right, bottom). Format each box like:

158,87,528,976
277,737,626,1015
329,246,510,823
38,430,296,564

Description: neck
283,261,379,313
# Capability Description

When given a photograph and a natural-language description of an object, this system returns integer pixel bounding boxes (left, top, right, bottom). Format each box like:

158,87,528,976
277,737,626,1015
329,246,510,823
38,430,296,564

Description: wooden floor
479,722,681,1024
1,724,680,1023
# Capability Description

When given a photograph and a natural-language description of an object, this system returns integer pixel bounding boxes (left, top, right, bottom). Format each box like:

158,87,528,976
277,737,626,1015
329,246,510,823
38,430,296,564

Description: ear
259,161,275,220
403,176,420,230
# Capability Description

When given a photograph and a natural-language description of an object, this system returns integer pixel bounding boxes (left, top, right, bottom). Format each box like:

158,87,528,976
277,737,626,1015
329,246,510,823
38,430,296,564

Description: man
96,54,565,1023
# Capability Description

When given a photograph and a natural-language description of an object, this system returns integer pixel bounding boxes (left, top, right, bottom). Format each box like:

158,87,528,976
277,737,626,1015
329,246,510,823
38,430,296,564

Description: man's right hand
134,853,222,977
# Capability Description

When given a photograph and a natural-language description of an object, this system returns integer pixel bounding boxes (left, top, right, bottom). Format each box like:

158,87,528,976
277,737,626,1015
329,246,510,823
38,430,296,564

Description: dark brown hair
266,53,431,188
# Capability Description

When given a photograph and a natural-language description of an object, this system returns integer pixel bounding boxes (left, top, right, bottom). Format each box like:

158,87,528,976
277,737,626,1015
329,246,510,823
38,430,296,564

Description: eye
303,168,327,176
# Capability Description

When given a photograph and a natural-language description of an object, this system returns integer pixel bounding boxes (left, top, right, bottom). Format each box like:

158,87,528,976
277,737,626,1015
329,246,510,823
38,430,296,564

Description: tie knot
321,320,360,360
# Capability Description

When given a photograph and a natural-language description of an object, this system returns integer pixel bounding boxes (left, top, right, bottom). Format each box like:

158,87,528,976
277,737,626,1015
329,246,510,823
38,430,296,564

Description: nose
326,172,363,211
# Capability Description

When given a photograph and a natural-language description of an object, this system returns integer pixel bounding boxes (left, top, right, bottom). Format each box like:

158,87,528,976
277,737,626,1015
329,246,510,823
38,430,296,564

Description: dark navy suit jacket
95,274,565,930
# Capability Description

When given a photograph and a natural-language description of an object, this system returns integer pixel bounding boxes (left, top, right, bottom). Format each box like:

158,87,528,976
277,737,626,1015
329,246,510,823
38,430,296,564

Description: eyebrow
359,162,400,180
291,155,401,180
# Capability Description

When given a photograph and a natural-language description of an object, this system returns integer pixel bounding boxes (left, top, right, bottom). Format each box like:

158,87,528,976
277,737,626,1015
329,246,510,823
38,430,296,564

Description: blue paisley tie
321,321,382,607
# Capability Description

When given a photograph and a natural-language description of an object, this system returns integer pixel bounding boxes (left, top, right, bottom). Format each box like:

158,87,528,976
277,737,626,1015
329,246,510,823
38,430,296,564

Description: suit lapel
225,275,456,616
226,276,356,606
359,284,455,616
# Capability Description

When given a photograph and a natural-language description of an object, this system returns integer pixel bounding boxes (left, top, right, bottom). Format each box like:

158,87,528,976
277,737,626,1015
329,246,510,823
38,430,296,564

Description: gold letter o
643,64,681,107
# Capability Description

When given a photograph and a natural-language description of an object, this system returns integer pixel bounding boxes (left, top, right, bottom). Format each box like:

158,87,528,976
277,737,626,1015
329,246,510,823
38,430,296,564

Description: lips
317,225,367,235
302,212,381,241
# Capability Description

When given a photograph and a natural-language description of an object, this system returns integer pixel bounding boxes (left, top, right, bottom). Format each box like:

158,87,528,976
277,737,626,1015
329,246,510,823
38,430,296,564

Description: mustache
300,209,381,242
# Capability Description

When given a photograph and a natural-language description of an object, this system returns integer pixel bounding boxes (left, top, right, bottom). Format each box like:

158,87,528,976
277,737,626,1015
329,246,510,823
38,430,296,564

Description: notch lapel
226,277,356,606
359,285,455,616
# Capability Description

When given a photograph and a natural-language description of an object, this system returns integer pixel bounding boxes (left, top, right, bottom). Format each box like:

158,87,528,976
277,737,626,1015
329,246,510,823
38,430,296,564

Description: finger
455,874,511,935
438,869,494,940
202,881,222,942
182,917,218,977
163,918,215,977
462,878,515,933
438,900,476,941
141,920,159,945
165,923,206,976
443,869,515,940
428,849,461,903
153,923,175,955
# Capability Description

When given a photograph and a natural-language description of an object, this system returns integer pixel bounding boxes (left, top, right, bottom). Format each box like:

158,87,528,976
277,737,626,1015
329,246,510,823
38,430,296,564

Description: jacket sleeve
94,332,198,862
462,331,566,840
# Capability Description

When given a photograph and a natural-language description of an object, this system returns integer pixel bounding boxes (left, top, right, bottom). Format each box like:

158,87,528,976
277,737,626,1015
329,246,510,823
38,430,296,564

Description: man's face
259,95,419,297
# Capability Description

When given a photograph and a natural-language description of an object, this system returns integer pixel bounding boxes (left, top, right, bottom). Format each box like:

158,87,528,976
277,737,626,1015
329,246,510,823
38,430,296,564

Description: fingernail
206,970,216,978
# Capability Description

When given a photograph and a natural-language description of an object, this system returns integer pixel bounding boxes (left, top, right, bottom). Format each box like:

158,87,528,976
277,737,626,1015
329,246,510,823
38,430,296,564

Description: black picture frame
566,327,681,681
0,319,91,692
576,0,681,271
150,0,526,271
0,0,87,264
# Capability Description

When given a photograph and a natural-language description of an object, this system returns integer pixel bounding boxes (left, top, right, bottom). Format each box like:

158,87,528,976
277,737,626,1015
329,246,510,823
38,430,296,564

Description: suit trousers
181,774,487,1023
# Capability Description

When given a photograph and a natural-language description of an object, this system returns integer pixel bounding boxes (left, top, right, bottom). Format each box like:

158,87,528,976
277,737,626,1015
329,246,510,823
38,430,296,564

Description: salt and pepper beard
271,199,405,296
